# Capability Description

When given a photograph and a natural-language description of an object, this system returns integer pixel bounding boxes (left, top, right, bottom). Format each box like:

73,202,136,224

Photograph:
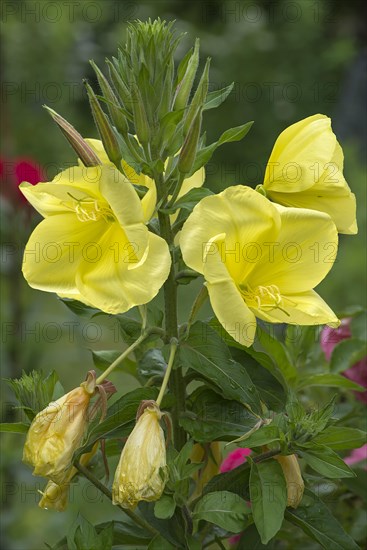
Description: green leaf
299,444,356,478
192,491,250,533
154,495,176,519
330,338,367,373
285,488,360,550
313,427,367,450
181,321,262,415
180,388,259,442
342,468,367,500
203,83,234,110
139,502,186,548
297,373,364,391
67,515,113,550
203,462,250,500
237,523,276,549
217,121,253,145
249,459,287,544
236,425,281,449
59,297,99,318
97,520,152,546
350,311,367,341
0,422,29,434
162,187,214,214
252,325,298,386
137,348,166,383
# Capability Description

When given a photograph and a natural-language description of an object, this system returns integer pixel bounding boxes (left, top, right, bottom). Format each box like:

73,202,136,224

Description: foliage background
0,0,366,548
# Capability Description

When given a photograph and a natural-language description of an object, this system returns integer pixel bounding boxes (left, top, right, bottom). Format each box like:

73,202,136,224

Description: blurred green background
1,1,366,548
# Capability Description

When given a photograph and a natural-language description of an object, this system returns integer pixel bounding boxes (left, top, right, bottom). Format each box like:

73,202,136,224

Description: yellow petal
177,167,205,199
203,235,257,347
251,205,338,294
76,228,170,314
22,214,105,294
264,114,335,193
180,185,280,280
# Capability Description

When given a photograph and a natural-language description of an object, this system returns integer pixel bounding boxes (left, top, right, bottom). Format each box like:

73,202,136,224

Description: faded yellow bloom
262,114,357,235
112,401,167,508
23,374,95,484
39,443,99,511
275,454,304,508
180,185,339,347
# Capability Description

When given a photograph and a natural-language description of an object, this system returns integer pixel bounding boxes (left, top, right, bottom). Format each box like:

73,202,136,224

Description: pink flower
321,320,367,404
344,444,367,468
220,448,251,546
220,448,251,473
0,157,44,205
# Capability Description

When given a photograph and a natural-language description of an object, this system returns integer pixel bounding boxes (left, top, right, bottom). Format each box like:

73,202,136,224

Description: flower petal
76,229,170,314
203,235,257,347
22,214,105,293
180,185,280,281
264,114,336,193
251,205,338,293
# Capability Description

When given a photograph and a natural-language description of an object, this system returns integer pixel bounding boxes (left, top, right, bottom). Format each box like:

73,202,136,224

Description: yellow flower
23,375,95,484
274,454,304,508
112,401,167,508
20,163,170,314
39,443,99,511
262,114,357,235
180,185,339,347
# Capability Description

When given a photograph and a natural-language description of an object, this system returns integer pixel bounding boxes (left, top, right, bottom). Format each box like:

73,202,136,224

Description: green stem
155,173,186,450
74,461,158,536
95,332,148,385
156,339,178,406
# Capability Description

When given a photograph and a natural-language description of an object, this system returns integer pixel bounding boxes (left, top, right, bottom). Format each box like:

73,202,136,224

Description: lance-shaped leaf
90,60,128,135
106,59,134,116
84,80,122,167
298,444,356,478
249,459,287,544
285,488,360,550
44,106,101,167
192,491,250,533
203,83,234,111
130,77,150,145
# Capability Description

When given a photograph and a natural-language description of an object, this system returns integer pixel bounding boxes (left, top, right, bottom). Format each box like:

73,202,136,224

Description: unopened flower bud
112,400,167,508
275,454,304,508
23,372,96,484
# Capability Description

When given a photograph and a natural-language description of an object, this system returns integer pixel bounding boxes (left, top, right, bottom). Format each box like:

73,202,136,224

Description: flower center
240,284,290,316
67,193,115,223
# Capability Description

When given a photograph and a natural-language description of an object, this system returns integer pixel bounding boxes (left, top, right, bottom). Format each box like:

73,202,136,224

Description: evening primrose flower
20,163,170,314
261,114,357,234
180,185,339,347
275,454,304,508
112,400,167,508
23,372,95,484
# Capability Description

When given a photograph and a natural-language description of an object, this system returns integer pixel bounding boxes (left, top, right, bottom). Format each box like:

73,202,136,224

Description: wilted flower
180,185,339,347
220,448,251,473
38,442,99,511
275,454,304,508
191,442,222,498
23,372,96,484
20,163,170,314
261,114,357,235
321,319,367,404
112,400,167,508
